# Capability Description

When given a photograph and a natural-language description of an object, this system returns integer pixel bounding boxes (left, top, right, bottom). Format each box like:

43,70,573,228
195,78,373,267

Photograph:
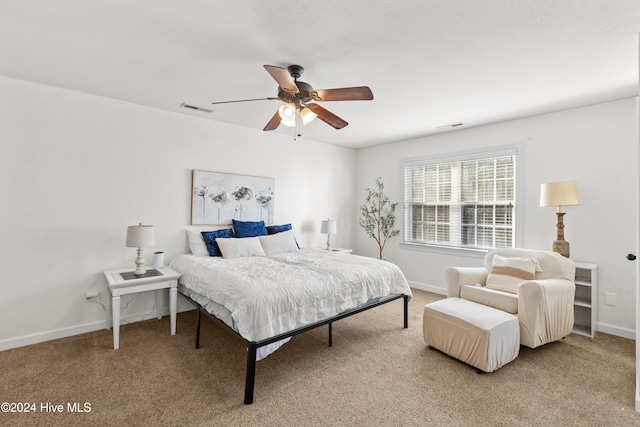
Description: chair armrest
445,267,488,297
518,278,575,348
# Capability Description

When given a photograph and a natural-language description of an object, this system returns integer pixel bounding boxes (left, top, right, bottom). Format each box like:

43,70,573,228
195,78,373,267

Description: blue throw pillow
266,223,292,235
201,228,234,257
232,220,268,238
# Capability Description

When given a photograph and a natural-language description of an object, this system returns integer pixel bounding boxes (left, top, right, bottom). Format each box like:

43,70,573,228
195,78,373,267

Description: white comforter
170,248,412,343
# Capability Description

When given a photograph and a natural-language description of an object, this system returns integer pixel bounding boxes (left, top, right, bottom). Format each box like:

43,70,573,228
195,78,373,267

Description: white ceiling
1,1,639,149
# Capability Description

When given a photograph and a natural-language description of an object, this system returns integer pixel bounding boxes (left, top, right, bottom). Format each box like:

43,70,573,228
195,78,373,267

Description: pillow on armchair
484,248,573,281
485,254,541,294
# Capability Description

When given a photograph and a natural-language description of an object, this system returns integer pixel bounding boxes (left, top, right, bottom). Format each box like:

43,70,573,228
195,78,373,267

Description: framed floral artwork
191,170,274,225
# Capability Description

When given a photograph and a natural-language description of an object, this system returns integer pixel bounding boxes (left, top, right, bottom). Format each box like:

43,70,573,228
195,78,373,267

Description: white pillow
258,230,299,255
216,237,266,259
187,230,210,257
485,254,541,294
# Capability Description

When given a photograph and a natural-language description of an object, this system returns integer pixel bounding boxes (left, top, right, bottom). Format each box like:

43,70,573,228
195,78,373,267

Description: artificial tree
359,177,400,259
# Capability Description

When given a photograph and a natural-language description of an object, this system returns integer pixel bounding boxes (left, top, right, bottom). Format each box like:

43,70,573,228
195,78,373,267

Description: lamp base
552,240,570,258
133,248,146,276
133,268,146,276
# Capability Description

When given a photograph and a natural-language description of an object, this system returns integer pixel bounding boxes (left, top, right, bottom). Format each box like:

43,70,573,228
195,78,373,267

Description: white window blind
403,150,515,250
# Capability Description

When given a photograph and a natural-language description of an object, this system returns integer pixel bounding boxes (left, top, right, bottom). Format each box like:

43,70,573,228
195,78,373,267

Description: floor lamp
540,181,581,258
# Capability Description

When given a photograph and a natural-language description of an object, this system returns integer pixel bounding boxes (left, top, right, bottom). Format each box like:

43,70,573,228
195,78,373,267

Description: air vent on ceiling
179,103,213,113
437,122,464,130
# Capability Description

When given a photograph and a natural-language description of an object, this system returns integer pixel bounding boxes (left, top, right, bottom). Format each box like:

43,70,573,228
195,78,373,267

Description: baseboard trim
409,281,446,296
0,305,195,352
596,321,636,340
0,320,108,352
2,289,633,352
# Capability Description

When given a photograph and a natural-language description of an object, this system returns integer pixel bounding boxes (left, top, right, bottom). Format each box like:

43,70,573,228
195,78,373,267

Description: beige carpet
1,289,638,427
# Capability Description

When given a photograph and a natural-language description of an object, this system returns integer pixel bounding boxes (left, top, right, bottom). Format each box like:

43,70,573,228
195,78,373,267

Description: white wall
355,98,638,338
0,76,357,350
1,74,636,349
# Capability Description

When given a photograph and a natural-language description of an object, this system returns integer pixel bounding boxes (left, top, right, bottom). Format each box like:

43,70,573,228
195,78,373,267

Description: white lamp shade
126,224,155,247
321,219,337,235
540,181,581,207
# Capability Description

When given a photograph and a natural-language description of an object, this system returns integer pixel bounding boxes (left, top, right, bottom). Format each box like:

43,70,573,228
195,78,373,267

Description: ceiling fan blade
212,97,278,105
263,110,281,131
310,86,373,102
305,103,348,129
264,65,299,94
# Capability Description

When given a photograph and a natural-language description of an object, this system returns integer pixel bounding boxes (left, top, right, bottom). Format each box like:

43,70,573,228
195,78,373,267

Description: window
403,148,516,251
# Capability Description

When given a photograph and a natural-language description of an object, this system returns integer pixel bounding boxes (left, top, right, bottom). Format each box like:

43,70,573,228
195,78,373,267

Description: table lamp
540,181,581,258
126,223,155,276
321,219,337,250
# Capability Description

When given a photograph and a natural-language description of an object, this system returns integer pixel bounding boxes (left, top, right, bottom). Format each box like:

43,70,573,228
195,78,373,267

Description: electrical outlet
85,291,100,302
604,292,616,306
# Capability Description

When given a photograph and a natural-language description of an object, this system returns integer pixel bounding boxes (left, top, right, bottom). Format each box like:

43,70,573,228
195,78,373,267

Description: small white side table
104,266,181,350
326,248,353,254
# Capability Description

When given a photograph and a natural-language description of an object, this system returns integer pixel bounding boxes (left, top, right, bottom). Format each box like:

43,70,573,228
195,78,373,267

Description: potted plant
359,177,400,259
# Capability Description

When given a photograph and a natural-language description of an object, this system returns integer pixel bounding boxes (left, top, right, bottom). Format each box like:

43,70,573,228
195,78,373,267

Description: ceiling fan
211,65,374,131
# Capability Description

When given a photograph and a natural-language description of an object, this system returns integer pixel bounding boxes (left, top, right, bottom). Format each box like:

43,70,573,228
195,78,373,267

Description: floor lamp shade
126,223,155,275
540,181,581,258
540,181,581,208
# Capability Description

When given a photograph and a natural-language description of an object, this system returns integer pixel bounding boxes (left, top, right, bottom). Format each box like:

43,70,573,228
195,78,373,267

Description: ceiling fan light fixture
300,106,317,126
278,104,296,127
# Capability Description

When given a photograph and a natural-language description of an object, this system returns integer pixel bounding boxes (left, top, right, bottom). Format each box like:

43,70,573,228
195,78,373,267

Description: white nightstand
104,266,181,350
327,248,352,254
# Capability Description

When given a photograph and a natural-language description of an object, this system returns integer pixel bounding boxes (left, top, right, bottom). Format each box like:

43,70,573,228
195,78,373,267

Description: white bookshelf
572,262,597,339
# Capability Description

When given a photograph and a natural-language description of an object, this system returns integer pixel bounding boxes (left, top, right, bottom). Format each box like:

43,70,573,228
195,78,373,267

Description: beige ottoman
423,297,520,373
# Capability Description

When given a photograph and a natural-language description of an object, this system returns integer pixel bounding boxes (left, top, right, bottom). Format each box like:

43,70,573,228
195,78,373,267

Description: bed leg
245,342,258,405
328,322,333,347
403,295,409,329
195,308,202,349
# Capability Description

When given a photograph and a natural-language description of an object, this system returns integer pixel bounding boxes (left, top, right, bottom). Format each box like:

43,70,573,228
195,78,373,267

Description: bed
170,227,412,404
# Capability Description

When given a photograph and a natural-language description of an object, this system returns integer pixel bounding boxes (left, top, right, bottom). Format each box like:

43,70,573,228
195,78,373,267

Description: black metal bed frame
183,292,410,404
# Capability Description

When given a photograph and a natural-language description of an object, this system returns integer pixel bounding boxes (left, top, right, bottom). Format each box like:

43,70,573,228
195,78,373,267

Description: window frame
400,145,523,256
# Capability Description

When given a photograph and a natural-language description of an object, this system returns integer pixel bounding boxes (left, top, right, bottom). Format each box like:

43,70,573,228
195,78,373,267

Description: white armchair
445,248,575,349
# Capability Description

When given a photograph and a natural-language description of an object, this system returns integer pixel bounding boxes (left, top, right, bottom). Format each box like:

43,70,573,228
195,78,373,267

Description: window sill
399,242,487,259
